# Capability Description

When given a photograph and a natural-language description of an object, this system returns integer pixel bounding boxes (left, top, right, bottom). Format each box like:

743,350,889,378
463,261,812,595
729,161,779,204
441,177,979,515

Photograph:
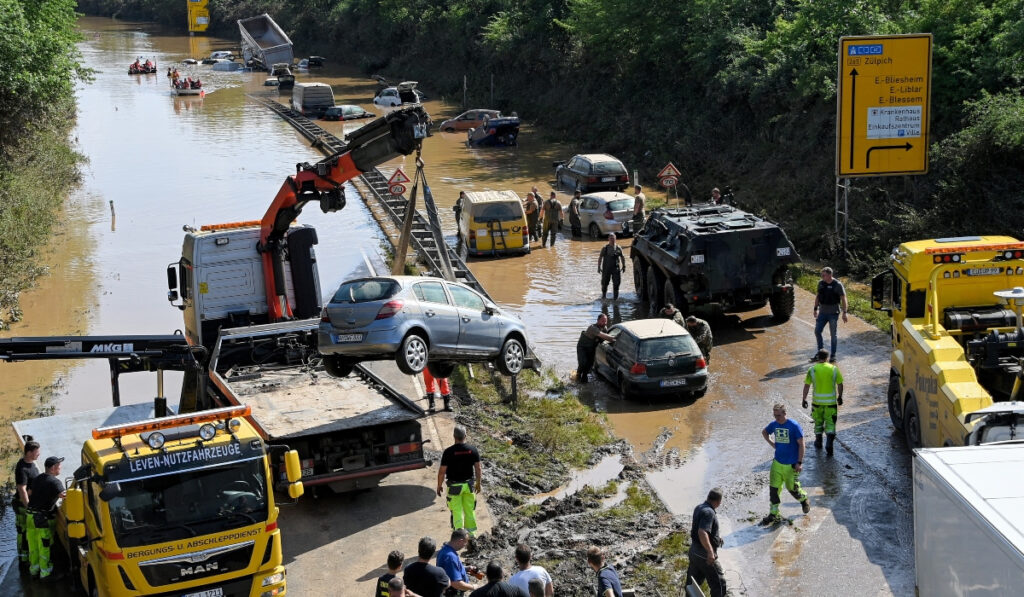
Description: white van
291,82,335,117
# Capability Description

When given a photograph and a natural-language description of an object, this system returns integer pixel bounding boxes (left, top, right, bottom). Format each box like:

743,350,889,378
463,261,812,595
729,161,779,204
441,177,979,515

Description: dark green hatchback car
594,319,708,399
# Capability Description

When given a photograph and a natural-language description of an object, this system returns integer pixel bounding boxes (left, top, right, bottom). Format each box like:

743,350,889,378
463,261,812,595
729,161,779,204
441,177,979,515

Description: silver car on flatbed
318,276,529,378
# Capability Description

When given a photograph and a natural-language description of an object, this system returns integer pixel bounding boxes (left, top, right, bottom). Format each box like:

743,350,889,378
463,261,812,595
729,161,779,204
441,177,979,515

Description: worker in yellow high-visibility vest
802,349,844,456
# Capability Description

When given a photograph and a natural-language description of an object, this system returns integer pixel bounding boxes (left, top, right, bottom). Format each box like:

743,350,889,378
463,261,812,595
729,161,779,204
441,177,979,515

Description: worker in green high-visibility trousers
12,439,41,567
436,426,482,536
27,456,65,580
803,349,845,456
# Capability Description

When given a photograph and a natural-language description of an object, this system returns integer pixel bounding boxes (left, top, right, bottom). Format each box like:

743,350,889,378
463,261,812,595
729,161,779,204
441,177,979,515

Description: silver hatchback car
318,276,528,378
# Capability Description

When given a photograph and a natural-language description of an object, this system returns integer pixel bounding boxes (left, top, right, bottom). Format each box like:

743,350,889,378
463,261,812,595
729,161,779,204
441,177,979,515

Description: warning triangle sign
388,168,411,185
657,162,681,178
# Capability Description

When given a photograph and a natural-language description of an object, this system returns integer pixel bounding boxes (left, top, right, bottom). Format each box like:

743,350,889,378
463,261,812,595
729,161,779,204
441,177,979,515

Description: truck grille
139,541,255,587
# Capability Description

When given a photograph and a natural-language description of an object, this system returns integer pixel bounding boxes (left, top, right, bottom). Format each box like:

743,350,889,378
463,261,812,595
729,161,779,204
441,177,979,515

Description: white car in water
373,81,424,107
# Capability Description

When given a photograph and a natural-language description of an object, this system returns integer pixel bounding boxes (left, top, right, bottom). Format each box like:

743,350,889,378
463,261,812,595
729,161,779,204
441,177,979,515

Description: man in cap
685,315,713,363
27,456,65,580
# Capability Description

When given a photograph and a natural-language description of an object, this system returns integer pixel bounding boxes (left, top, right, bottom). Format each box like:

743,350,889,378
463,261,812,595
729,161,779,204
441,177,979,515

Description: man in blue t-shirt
437,528,479,595
761,403,810,524
585,547,622,597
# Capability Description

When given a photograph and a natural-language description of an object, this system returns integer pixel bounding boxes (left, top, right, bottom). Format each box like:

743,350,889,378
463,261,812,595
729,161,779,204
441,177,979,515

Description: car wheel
396,333,428,374
322,355,355,378
618,375,631,400
646,265,665,314
427,361,456,378
903,396,922,452
888,375,903,431
633,256,648,302
496,337,525,376
589,223,602,239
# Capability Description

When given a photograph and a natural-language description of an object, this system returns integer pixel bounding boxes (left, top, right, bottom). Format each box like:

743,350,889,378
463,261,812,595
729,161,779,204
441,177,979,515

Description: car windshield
638,335,698,361
606,199,632,211
332,279,400,303
473,203,521,223
592,161,626,175
108,458,267,548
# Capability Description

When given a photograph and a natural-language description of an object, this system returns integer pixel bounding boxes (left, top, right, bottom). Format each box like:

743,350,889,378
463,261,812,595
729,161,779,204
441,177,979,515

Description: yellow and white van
456,190,530,256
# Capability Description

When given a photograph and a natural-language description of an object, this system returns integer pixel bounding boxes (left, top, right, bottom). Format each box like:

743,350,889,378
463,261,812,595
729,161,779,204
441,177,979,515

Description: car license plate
335,333,363,343
660,378,687,387
302,467,314,477
967,267,1000,276
183,589,223,597
601,176,616,182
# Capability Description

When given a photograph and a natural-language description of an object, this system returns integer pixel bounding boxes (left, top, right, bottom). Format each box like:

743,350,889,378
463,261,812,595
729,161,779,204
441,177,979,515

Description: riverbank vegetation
78,0,1024,280
0,0,89,328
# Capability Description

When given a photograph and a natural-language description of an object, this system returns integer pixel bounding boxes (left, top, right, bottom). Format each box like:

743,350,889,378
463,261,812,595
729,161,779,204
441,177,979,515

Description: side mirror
73,464,92,482
68,522,86,540
98,482,122,502
284,450,302,484
65,487,85,521
166,264,178,291
288,482,304,500
484,303,497,315
871,269,895,313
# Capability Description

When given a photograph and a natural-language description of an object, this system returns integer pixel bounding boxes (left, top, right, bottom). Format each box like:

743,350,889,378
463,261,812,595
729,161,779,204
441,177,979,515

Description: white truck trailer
914,445,1024,596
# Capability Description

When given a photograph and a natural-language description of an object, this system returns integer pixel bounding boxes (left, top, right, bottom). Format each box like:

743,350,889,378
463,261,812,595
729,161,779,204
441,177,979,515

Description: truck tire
632,256,648,301
887,375,903,430
496,336,525,376
664,279,683,313
646,265,665,314
903,396,922,452
396,333,428,374
322,355,354,378
427,361,456,378
768,288,795,322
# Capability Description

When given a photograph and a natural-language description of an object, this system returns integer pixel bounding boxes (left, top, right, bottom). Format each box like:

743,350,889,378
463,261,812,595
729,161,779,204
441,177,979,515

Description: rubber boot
442,394,453,412
814,434,823,450
826,433,836,456
426,394,435,413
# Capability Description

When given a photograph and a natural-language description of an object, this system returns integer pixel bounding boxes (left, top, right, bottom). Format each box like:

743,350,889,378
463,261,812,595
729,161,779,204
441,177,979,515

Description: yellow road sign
188,0,210,33
836,34,932,177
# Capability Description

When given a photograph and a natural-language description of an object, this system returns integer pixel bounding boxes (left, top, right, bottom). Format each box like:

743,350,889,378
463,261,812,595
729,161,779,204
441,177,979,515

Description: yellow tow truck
872,236,1024,449
3,336,304,596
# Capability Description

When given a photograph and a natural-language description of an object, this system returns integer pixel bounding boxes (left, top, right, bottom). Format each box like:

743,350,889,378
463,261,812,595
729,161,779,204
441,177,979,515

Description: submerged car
322,105,374,121
439,109,501,132
318,276,528,378
467,114,520,147
594,319,708,399
373,81,424,107
569,191,635,238
554,154,630,193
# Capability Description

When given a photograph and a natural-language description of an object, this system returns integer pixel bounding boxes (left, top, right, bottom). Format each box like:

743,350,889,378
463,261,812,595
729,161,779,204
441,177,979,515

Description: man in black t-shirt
27,456,65,579
404,537,450,597
812,266,848,362
437,426,483,536
597,234,626,300
686,488,726,597
12,439,40,566
469,562,527,596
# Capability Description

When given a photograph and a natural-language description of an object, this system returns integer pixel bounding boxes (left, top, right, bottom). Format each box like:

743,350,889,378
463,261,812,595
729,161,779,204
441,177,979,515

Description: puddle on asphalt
528,454,624,504
645,444,717,516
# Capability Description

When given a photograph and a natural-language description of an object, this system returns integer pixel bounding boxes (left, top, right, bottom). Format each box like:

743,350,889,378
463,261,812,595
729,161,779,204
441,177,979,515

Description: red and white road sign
389,184,407,195
657,162,681,179
388,168,411,185
660,176,678,188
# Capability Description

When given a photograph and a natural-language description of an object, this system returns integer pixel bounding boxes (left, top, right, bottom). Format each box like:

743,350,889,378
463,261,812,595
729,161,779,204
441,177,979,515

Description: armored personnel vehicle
630,204,800,320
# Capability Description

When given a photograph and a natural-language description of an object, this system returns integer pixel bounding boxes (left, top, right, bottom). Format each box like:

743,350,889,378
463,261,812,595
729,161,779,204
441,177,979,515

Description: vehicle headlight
262,572,285,586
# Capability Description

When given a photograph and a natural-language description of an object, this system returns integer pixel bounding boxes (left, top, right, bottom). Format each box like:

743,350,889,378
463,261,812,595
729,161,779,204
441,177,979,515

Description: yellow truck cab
456,190,530,256
14,404,304,597
872,236,1024,449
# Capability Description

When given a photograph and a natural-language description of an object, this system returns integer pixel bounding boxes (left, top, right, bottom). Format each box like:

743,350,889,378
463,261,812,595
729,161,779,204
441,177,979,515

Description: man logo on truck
180,562,219,576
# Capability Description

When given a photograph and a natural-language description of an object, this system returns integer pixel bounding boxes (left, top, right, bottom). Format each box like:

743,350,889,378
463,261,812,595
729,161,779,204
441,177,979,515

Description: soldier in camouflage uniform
686,315,713,363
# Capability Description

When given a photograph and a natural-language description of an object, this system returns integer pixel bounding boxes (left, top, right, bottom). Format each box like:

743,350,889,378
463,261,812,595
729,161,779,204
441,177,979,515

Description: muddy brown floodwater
1,16,917,597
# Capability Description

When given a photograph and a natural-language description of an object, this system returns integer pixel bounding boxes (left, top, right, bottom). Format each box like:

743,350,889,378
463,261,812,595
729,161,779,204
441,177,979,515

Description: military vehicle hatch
630,204,800,320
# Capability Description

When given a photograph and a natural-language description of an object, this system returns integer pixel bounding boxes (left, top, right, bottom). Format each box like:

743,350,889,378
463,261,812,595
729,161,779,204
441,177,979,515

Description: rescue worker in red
437,426,482,537
423,369,453,412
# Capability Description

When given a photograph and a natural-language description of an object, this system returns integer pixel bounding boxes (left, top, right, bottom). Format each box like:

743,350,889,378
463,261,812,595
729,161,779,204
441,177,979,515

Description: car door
412,281,461,354
447,283,501,356
460,111,478,130
560,157,578,189
579,197,598,232
604,329,637,380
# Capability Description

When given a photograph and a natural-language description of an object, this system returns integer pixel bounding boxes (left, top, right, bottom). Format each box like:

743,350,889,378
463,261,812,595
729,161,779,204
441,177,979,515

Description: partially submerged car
467,114,520,147
568,191,635,239
439,109,501,132
595,319,708,399
322,105,374,121
554,154,630,193
318,276,528,378
374,81,424,107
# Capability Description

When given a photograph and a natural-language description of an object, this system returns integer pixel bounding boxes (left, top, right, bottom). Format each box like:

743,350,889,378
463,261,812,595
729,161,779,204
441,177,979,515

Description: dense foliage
0,0,88,327
80,0,1024,276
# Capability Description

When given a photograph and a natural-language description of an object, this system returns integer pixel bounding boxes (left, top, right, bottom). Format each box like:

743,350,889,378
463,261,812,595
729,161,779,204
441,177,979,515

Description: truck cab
872,236,1024,448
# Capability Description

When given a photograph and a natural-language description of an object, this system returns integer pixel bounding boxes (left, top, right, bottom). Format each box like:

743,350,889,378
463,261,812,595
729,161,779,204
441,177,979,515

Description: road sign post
657,163,682,206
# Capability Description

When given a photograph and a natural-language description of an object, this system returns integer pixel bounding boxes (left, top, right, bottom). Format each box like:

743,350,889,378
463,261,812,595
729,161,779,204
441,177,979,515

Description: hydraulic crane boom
258,105,430,321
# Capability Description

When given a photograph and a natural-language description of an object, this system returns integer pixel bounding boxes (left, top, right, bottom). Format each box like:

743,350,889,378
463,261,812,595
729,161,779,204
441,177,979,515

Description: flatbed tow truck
1,335,304,597
872,236,1024,447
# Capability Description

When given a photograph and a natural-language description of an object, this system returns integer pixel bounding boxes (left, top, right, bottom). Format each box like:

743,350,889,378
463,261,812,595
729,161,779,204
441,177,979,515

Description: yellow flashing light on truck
872,236,1024,449
15,404,304,597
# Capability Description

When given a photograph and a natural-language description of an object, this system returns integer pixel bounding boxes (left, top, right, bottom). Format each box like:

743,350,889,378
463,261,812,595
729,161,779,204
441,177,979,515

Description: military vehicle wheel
428,361,457,378
589,223,602,239
646,265,665,313
903,396,922,452
633,257,648,301
496,336,525,376
768,288,795,321
664,279,683,311
887,375,903,430
322,355,355,378
396,333,429,374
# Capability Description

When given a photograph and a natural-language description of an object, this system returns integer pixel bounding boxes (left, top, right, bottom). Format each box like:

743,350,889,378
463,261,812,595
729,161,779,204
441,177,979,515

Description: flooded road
0,16,915,596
